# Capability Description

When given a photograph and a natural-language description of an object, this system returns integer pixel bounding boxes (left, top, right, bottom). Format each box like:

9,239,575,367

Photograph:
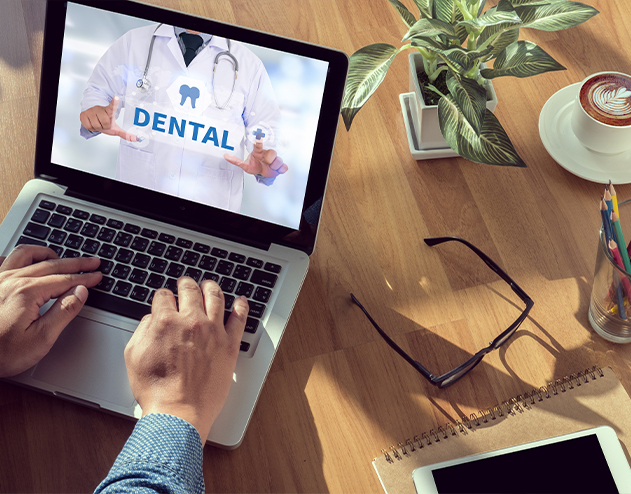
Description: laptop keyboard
16,199,283,353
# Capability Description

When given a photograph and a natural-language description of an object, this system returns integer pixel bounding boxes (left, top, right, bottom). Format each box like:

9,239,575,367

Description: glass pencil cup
589,199,631,343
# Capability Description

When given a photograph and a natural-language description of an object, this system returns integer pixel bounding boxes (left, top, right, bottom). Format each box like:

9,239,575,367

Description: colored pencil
609,181,620,217
609,239,631,299
601,197,613,242
612,211,631,273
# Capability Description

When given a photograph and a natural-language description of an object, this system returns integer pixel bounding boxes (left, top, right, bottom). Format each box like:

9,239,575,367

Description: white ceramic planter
408,52,498,151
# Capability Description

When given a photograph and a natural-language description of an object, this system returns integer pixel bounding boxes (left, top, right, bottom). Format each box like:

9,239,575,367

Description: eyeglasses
351,236,534,389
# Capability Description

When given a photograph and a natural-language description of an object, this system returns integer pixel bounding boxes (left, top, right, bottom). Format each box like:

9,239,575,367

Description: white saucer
539,83,631,184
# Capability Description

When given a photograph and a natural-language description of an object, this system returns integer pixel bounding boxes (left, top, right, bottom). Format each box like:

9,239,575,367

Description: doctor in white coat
80,24,288,213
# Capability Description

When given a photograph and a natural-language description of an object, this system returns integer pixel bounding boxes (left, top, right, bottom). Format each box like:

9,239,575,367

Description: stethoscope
136,24,239,110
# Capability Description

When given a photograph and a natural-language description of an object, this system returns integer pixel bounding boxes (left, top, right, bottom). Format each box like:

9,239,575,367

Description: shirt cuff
255,174,276,186
94,413,204,494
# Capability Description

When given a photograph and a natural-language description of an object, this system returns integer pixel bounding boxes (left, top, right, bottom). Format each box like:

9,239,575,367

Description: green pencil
612,211,631,273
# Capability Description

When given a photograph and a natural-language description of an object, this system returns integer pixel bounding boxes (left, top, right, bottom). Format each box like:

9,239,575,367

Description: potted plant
341,0,599,167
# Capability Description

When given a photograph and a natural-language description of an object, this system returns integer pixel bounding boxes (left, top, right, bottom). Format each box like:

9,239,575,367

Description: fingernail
74,285,88,304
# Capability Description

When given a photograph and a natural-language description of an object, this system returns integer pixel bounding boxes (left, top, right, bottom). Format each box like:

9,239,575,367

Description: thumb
225,296,248,340
33,285,89,344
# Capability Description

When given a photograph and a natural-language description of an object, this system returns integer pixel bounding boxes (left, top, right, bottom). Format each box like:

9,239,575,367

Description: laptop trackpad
31,317,136,408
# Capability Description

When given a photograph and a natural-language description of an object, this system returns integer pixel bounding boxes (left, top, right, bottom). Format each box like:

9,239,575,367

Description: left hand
224,139,289,179
0,246,102,377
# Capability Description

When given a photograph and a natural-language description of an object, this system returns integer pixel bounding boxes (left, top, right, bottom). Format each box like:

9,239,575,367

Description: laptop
1,0,347,448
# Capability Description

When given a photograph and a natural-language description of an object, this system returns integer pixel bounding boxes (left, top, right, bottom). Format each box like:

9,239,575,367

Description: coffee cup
570,71,631,154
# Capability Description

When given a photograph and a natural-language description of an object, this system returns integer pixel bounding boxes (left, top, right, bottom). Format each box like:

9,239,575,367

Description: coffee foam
579,73,631,126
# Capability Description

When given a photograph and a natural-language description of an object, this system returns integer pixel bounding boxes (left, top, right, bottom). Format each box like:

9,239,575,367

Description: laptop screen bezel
36,0,348,255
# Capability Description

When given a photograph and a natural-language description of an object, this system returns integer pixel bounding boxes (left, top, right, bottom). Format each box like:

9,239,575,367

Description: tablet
412,426,631,494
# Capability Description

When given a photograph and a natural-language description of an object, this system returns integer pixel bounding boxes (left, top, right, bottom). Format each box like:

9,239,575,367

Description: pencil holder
589,199,631,343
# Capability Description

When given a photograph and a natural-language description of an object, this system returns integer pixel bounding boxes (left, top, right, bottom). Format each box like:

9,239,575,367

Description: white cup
570,71,631,154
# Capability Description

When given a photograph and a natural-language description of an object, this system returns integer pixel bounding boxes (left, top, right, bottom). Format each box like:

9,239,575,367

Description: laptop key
107,219,124,229
224,294,235,310
113,281,132,297
97,227,116,242
201,271,219,283
132,253,151,269
219,277,236,293
85,289,151,320
17,236,46,247
130,285,150,302
181,250,200,266
158,233,175,244
228,253,246,264
233,265,252,280
211,247,228,259
98,259,114,275
124,223,141,234
62,249,80,258
253,286,272,303
147,241,166,256
141,228,158,239
47,213,66,228
39,200,56,210
64,234,83,249
248,301,266,318
193,242,210,253
146,273,165,288
89,214,106,225
184,267,201,282
129,268,148,284
264,262,282,273
245,317,259,334
115,248,134,264
81,239,100,255
235,282,254,298
31,208,50,224
199,255,217,271
64,218,83,233
72,209,90,220
176,238,193,249
149,258,168,273
112,264,131,280
94,276,115,292
216,260,234,276
164,277,178,294
80,223,99,238
250,269,278,288
114,232,133,247
48,244,64,256
56,205,72,215
24,222,51,240
239,342,250,352
48,229,67,244
165,246,183,261
246,257,263,268
98,244,117,259
166,262,185,278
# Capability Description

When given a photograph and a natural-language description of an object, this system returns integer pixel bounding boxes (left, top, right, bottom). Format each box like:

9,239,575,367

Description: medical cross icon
252,128,266,140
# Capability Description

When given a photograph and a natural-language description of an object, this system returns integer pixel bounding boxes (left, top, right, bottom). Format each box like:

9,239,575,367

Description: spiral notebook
373,366,631,494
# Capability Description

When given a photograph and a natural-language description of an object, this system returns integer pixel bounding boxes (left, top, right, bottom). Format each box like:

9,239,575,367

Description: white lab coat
81,24,280,212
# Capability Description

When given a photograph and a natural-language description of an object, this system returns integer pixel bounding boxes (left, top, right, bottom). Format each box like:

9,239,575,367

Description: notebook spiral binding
380,365,604,464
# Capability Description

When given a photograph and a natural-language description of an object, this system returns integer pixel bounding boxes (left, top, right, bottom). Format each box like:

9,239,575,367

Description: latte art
580,73,631,126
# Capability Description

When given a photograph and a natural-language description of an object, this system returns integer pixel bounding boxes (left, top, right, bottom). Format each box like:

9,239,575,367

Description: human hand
80,97,139,142
0,246,102,378
224,139,289,178
124,278,249,441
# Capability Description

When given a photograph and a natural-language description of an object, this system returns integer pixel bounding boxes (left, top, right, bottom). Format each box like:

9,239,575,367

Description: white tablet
412,426,631,494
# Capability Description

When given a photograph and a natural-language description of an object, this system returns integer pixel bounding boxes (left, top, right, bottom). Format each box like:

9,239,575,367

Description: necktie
180,33,203,67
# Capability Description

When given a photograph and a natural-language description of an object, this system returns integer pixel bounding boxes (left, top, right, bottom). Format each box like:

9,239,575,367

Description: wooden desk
1,0,630,491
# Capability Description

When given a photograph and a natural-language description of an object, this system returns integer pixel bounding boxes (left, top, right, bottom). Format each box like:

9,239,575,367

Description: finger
268,156,288,174
17,255,101,278
109,127,139,142
95,109,112,131
225,295,248,341
263,148,277,165
151,287,177,313
176,276,204,315
200,280,225,325
31,284,89,347
23,271,102,303
107,96,119,116
0,245,60,272
223,153,247,168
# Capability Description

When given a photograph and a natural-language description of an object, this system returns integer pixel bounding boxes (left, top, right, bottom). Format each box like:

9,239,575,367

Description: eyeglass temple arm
424,237,532,304
350,294,436,380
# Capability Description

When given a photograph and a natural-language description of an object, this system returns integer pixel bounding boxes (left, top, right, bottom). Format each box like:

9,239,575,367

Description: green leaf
434,0,456,23
514,1,599,31
480,40,565,78
387,0,417,28
403,18,459,42
341,44,399,131
459,0,522,29
446,74,487,135
413,0,433,19
425,45,493,74
438,94,527,166
479,27,520,59
509,0,573,5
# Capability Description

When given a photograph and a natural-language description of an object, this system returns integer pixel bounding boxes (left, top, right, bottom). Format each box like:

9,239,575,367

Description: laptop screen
37,0,347,254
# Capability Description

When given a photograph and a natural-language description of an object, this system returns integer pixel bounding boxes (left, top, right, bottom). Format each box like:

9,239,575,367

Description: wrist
141,404,212,441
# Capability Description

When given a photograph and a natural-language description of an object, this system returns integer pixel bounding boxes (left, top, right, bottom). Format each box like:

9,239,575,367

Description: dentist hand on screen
80,25,289,213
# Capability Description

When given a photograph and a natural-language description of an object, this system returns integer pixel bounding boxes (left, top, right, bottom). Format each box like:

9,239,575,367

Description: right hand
80,97,139,142
124,278,249,441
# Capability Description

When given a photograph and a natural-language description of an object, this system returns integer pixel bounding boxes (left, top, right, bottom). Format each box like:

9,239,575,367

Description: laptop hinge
64,189,272,252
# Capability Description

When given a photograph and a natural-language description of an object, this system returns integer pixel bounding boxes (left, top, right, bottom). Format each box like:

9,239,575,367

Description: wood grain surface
1,0,630,492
